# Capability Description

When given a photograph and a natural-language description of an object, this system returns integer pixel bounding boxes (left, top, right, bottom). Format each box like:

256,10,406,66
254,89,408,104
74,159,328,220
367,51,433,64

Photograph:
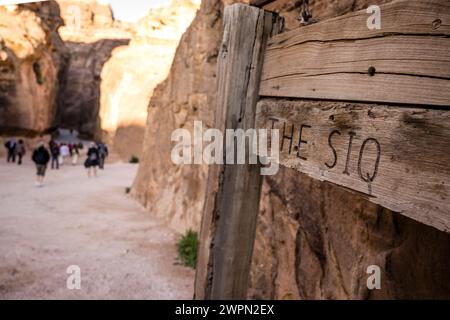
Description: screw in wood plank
368,66,376,76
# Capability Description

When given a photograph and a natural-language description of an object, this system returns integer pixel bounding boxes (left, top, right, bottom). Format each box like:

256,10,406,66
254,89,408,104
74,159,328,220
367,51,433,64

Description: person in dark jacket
49,140,60,170
4,138,17,163
32,142,50,187
85,142,99,178
97,142,109,170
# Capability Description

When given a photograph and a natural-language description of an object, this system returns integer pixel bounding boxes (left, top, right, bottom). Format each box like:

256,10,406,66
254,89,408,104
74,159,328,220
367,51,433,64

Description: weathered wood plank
194,4,283,300
256,98,450,233
267,0,450,46
259,0,450,106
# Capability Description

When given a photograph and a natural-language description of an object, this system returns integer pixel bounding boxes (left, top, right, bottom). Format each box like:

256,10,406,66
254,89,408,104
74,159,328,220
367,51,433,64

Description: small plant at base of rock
177,230,198,269
129,155,139,164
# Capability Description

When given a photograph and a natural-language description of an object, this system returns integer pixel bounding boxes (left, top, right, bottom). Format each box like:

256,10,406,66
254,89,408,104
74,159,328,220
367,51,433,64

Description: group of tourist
3,138,109,187
49,140,82,169
4,139,26,165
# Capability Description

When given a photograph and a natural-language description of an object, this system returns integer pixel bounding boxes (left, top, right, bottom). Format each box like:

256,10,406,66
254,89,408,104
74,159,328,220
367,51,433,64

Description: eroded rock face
0,2,68,136
249,169,450,299
98,0,199,160
132,0,236,232
57,0,133,41
57,38,129,138
133,0,450,298
55,0,132,138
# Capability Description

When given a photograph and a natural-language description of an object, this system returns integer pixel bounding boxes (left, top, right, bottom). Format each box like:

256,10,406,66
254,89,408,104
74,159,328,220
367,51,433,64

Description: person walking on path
4,138,17,163
97,142,109,170
71,143,80,166
85,143,100,178
32,142,50,187
15,140,26,165
59,143,70,166
49,140,60,170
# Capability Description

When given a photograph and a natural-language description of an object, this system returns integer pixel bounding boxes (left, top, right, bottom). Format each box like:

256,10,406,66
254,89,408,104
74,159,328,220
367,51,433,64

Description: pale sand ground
0,158,195,300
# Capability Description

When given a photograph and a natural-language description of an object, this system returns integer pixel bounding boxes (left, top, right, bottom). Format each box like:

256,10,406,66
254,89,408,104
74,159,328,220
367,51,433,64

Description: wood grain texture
259,0,450,106
256,98,450,233
194,4,283,300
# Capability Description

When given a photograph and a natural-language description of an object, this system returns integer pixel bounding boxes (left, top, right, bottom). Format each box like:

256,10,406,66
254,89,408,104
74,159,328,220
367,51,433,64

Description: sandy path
0,159,194,299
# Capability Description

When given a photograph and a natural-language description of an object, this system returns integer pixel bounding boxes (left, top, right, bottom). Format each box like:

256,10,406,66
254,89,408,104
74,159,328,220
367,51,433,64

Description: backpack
51,145,59,155
34,149,47,164
89,150,98,161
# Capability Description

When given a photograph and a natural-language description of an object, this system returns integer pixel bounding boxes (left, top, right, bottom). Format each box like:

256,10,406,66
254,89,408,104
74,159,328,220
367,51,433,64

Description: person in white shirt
59,143,70,166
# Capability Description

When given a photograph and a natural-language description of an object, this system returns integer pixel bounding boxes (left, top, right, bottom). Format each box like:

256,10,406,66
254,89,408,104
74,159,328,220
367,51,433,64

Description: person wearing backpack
85,142,99,178
32,141,50,187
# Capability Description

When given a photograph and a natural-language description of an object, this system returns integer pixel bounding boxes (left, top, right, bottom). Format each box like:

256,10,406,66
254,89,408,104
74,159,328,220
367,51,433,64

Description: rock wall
133,0,450,299
98,0,199,160
57,0,132,41
55,0,132,138
132,0,235,231
0,2,68,136
57,38,129,138
249,170,450,299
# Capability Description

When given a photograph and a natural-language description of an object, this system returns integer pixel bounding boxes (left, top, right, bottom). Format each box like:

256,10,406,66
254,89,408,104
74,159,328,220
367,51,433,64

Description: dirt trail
0,159,194,299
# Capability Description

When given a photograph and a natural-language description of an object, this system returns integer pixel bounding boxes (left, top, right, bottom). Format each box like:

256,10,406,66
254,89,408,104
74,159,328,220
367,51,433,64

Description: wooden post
194,4,283,300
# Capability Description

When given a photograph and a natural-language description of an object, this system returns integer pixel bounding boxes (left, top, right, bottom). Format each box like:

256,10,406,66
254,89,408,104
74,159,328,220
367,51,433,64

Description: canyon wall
98,0,199,160
55,0,199,158
55,0,132,138
249,170,450,299
132,0,237,232
132,0,450,299
0,2,68,136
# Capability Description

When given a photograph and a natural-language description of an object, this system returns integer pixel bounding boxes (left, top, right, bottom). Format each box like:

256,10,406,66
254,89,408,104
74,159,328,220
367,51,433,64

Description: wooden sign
259,0,450,106
195,4,283,300
256,98,450,232
196,0,450,301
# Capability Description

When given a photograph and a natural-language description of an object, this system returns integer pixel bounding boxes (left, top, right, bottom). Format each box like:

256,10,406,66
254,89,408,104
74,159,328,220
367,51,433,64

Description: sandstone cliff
98,0,199,160
55,0,132,138
250,170,450,299
132,0,450,299
57,0,133,42
132,0,237,232
0,2,68,136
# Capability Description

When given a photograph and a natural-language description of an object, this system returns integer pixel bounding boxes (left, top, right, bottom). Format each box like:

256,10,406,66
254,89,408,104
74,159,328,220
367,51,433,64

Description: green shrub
177,230,198,269
129,155,139,163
